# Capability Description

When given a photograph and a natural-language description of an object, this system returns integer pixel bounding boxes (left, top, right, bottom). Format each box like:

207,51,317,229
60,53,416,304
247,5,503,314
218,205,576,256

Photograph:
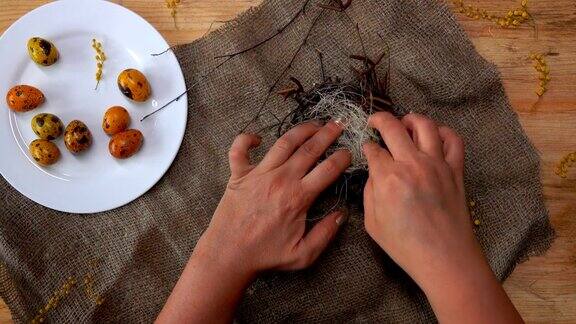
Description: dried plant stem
555,151,576,178
452,0,532,28
529,53,551,97
338,8,369,70
145,0,314,120
92,39,105,90
140,57,233,121
239,9,325,133
151,45,179,57
151,21,226,56
31,276,77,324
166,0,181,29
214,0,312,59
315,48,326,82
202,20,229,38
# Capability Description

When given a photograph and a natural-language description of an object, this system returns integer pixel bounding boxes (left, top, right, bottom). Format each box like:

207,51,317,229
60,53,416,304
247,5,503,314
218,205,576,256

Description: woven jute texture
0,0,555,322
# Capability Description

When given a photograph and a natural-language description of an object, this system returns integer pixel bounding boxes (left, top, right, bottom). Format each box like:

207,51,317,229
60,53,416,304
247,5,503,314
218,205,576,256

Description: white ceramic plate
0,0,187,213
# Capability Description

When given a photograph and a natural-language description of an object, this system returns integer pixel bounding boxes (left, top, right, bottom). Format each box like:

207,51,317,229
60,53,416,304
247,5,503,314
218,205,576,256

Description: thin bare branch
239,9,325,133
214,0,312,59
140,57,233,121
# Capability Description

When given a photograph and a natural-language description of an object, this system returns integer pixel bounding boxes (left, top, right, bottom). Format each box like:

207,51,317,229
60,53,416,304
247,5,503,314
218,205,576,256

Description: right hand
361,112,523,324
362,112,483,288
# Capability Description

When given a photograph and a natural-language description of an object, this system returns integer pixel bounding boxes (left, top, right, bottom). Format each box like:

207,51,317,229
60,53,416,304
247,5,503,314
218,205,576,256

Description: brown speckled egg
29,139,60,166
117,69,151,102
64,120,92,154
6,85,45,112
27,37,59,66
102,106,130,135
31,113,64,140
109,129,143,159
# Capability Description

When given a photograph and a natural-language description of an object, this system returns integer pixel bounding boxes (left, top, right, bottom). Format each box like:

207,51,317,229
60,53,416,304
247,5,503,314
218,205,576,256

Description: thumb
290,211,346,270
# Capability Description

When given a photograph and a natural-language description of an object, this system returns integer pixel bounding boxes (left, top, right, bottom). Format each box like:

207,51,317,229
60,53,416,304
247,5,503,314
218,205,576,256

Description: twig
350,20,368,69
214,0,312,59
140,57,233,121
151,45,179,57
378,33,391,89
277,77,305,99
202,20,229,38
143,0,318,121
334,7,368,69
315,48,326,82
239,9,325,133
269,111,281,123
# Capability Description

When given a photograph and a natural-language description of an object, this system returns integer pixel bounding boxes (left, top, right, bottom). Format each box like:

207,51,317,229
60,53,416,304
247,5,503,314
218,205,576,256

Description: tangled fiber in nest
272,62,396,207
280,84,380,172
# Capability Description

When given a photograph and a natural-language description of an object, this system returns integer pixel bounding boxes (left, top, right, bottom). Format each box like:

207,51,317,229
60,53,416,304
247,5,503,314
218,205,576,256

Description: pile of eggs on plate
5,37,151,166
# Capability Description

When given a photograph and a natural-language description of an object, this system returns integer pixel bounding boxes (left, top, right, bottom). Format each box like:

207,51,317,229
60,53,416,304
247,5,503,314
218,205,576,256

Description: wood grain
0,0,575,322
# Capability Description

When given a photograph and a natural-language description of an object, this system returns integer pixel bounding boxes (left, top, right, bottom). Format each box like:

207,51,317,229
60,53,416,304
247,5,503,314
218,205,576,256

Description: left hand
158,121,351,324
195,120,351,278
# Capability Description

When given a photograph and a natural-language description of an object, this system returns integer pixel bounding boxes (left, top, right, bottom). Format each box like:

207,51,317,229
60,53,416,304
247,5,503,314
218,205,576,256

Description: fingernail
334,118,347,129
312,119,324,126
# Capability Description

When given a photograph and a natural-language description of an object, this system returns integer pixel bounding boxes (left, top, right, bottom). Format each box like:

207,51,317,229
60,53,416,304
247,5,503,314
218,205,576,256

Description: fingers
287,121,344,176
439,126,465,187
368,112,417,160
260,121,321,170
362,141,393,174
228,134,261,177
401,113,444,159
302,149,351,198
289,211,344,269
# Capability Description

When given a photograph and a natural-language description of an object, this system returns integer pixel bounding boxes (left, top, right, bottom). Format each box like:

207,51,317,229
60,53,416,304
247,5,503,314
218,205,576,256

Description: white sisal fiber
302,88,379,172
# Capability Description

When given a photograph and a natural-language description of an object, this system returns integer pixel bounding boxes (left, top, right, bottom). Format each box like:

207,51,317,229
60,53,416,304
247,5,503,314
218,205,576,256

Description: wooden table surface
1,0,575,322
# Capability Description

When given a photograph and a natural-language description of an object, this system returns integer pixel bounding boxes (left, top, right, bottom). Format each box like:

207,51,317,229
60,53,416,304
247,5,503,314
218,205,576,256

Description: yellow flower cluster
92,39,106,90
529,53,551,97
469,200,481,226
84,271,105,306
31,276,77,324
452,0,531,28
555,152,576,178
166,0,181,27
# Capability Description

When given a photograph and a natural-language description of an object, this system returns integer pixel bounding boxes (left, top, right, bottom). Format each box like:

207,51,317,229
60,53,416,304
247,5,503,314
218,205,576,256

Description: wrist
414,244,498,303
413,245,523,323
191,231,258,287
157,231,257,323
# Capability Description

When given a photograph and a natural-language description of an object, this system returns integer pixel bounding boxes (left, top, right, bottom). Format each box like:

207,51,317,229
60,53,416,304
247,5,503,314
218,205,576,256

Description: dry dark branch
239,9,325,133
214,0,312,59
151,45,179,57
315,48,326,82
202,20,229,38
144,0,316,121
277,77,305,99
140,57,233,121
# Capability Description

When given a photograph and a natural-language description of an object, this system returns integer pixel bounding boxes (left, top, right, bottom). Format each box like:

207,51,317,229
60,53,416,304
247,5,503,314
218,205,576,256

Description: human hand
195,120,351,278
362,112,522,323
157,121,351,324
362,112,476,286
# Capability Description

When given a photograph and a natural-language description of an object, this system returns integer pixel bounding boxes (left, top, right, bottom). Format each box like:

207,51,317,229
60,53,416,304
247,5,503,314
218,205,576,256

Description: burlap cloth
0,0,555,322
